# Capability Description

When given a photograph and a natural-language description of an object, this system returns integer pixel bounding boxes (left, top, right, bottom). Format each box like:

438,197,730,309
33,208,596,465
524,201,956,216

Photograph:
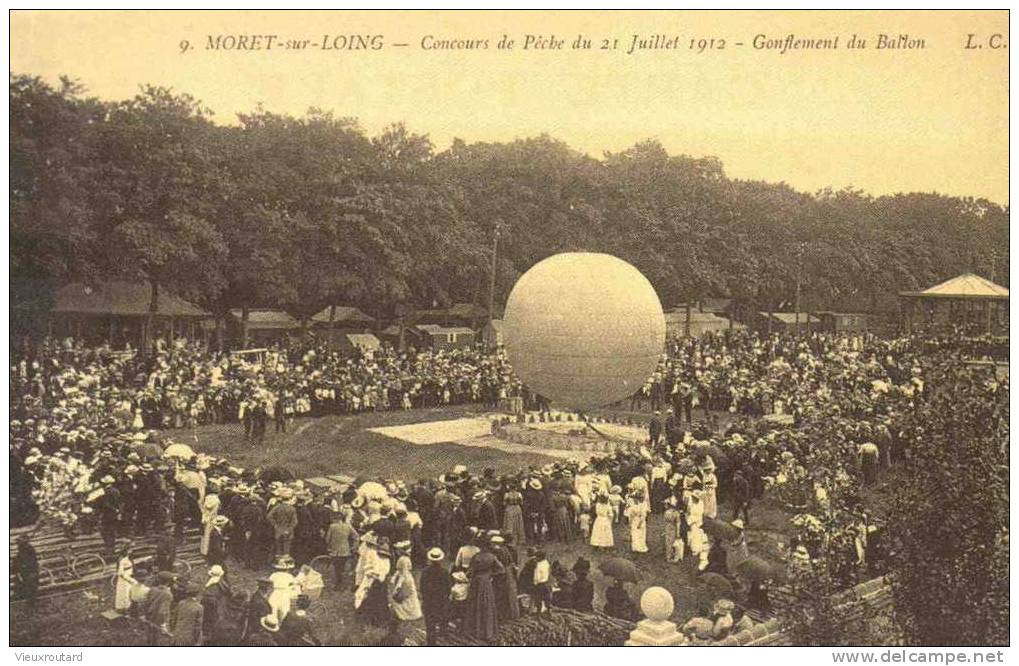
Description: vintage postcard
8,8,1008,654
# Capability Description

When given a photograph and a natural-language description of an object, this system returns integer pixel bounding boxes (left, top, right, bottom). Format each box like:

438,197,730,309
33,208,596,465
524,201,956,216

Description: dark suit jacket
420,563,453,619
172,598,204,646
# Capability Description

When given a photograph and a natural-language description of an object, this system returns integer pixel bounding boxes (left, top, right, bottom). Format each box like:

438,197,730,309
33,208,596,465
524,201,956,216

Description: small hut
229,309,301,347
12,280,211,350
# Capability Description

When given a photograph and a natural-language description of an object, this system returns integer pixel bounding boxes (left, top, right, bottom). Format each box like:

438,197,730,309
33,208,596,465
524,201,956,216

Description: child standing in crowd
577,508,591,541
608,486,624,525
449,571,470,627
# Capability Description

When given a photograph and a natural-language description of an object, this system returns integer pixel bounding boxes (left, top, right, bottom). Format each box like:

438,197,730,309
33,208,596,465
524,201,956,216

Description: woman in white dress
388,552,422,641
114,543,137,613
200,492,220,556
624,492,649,554
686,488,705,529
700,457,718,519
268,555,298,622
589,494,615,549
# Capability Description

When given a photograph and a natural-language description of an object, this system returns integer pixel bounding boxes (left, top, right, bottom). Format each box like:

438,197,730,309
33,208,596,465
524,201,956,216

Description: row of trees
11,73,1010,323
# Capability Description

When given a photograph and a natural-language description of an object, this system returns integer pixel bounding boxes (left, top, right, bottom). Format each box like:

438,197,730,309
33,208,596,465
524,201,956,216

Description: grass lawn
175,406,565,481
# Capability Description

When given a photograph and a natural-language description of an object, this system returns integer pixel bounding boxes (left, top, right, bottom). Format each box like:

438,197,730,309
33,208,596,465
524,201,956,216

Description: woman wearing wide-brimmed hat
625,489,650,554
590,492,615,549
268,555,297,622
489,534,520,622
206,514,230,566
113,539,137,614
356,538,392,628
388,545,422,641
463,534,505,641
200,492,220,556
501,479,526,548
699,456,718,519
454,528,481,571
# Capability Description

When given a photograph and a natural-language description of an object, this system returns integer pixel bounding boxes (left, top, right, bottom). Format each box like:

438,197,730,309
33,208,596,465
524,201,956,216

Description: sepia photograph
7,8,1009,653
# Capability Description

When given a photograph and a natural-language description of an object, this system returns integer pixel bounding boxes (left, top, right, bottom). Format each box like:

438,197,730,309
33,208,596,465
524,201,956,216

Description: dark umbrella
131,441,163,461
598,557,640,583
702,445,730,468
735,555,779,583
703,517,740,541
698,572,735,600
260,466,295,484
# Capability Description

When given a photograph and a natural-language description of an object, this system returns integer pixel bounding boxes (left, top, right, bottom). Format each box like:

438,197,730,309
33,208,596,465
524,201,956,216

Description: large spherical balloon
503,252,665,410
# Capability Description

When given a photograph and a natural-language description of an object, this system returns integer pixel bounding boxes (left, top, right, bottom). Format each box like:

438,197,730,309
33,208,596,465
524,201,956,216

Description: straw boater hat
260,615,280,633
273,555,295,570
213,515,230,527
427,548,445,562
529,478,543,491
490,535,505,544
394,540,412,553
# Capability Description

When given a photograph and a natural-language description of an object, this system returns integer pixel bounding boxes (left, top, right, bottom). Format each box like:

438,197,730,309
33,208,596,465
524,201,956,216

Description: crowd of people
9,327,1008,645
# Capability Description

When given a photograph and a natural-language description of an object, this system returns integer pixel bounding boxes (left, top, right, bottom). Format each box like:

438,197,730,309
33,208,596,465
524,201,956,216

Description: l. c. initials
964,33,1007,49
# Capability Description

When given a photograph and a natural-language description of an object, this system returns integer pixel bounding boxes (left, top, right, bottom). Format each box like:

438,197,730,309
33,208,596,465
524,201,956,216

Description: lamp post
794,242,806,334
488,222,503,323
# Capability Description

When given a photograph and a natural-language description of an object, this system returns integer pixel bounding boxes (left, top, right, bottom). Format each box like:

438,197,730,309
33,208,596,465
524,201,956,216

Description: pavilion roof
900,273,1009,300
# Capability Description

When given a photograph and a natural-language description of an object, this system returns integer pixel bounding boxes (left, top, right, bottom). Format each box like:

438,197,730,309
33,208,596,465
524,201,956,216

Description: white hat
208,565,225,578
260,615,279,633
427,547,445,562
731,519,744,530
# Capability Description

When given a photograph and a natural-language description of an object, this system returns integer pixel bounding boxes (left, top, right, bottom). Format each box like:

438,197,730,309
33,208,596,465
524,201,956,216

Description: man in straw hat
241,578,274,643
523,477,547,545
420,547,452,645
267,488,298,557
326,505,359,591
245,614,280,647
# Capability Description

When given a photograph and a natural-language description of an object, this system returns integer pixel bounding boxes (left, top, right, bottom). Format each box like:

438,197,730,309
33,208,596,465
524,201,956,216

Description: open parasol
357,481,389,501
260,466,295,484
597,557,640,583
162,443,195,460
698,572,735,600
701,445,730,468
734,555,780,583
702,516,740,542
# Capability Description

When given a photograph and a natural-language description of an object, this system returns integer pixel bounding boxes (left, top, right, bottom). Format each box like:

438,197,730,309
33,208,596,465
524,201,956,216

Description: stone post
625,586,687,646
